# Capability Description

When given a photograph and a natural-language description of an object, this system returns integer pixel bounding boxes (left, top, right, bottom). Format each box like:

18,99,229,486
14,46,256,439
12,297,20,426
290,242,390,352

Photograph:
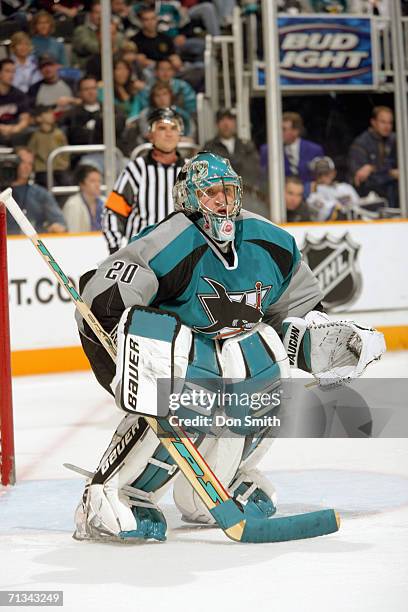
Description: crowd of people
0,0,402,239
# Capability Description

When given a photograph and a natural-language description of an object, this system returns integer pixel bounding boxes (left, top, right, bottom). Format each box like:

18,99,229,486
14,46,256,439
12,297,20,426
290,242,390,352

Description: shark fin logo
194,277,271,339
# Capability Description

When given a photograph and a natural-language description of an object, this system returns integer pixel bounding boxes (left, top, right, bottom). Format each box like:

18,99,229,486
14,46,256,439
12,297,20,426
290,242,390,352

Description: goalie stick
1,187,340,543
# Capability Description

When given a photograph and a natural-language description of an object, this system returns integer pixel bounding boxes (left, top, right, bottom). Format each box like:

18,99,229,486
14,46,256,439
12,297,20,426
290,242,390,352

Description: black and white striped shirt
102,151,184,253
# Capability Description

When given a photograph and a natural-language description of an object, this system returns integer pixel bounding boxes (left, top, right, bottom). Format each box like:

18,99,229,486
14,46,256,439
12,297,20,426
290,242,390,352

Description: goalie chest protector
137,212,301,341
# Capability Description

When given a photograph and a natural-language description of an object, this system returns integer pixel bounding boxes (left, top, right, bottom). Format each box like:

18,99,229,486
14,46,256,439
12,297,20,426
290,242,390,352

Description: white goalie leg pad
74,414,169,540
173,436,246,524
229,466,277,508
173,324,288,525
226,428,278,512
112,306,192,416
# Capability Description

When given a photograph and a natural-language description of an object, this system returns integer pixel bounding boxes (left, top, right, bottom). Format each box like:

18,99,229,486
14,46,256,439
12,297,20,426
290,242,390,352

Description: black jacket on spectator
203,135,261,190
131,31,175,61
287,201,311,223
348,127,398,206
64,103,126,153
0,85,29,124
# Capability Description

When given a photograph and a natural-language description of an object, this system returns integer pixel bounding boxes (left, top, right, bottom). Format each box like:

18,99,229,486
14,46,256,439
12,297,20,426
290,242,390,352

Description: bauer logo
301,233,362,311
123,336,140,412
278,16,375,88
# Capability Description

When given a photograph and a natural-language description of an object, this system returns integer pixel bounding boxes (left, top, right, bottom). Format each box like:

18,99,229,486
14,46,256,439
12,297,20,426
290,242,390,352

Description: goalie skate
73,481,167,543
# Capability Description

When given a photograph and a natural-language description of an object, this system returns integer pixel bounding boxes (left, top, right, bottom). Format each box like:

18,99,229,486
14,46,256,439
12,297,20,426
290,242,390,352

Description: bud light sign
279,16,376,89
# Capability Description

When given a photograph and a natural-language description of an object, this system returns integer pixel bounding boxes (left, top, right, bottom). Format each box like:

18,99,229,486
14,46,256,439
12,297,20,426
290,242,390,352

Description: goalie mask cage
0,203,15,485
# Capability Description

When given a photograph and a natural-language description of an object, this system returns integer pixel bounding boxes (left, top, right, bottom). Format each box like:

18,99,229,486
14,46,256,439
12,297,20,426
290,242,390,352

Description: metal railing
46,144,123,196
45,143,201,198
198,7,253,143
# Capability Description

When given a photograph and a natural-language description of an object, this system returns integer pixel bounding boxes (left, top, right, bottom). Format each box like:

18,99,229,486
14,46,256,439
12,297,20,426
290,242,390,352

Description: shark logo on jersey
194,277,271,339
302,232,362,311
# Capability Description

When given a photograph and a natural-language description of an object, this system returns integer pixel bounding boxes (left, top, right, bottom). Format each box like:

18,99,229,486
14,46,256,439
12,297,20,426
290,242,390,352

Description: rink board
6,220,408,375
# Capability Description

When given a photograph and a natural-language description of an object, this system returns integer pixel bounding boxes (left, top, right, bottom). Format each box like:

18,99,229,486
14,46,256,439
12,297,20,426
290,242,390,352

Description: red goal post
0,203,15,485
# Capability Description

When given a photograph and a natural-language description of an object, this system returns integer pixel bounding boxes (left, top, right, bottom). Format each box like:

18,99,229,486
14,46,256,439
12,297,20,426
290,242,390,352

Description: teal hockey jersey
77,210,323,342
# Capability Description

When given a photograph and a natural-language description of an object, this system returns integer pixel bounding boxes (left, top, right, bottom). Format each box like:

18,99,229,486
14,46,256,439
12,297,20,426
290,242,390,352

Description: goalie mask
173,151,242,242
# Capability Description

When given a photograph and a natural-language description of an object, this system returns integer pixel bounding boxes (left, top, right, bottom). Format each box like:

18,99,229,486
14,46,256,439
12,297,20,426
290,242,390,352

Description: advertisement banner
286,221,408,313
254,15,377,91
7,233,107,351
6,222,408,363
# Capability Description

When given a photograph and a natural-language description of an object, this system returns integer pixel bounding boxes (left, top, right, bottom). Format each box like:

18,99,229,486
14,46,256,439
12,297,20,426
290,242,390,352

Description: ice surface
1,352,407,612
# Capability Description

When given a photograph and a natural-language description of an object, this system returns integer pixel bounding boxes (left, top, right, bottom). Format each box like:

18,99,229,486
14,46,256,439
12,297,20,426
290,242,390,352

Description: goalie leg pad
74,413,182,543
173,324,285,525
113,305,192,416
173,436,277,524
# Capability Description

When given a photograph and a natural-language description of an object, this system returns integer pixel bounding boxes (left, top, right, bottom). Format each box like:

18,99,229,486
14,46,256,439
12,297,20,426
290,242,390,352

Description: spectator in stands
206,0,236,28
261,112,324,185
30,11,67,67
7,147,66,234
31,0,82,20
137,0,206,64
348,106,398,208
346,0,384,13
115,41,146,94
203,109,260,189
0,0,28,29
84,17,124,82
0,58,31,147
111,0,138,38
309,0,348,11
131,83,193,145
71,0,101,70
10,32,42,94
131,6,183,73
65,75,125,144
277,0,303,13
63,165,104,232
179,0,226,32
307,156,359,221
285,176,310,222
130,58,196,119
97,58,138,119
28,53,77,117
63,74,126,169
28,104,70,187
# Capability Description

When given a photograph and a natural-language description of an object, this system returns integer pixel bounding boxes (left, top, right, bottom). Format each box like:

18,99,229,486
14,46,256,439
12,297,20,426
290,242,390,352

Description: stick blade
240,509,340,543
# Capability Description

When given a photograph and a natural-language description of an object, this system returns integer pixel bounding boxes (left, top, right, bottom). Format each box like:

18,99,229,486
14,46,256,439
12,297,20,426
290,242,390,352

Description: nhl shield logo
301,233,362,311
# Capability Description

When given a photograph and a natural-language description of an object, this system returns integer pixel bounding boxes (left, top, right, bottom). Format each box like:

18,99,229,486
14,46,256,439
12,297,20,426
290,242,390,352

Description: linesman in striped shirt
102,107,185,253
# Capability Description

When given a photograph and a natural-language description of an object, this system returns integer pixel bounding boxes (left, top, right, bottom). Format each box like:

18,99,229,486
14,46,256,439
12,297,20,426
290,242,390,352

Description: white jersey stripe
103,154,184,253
